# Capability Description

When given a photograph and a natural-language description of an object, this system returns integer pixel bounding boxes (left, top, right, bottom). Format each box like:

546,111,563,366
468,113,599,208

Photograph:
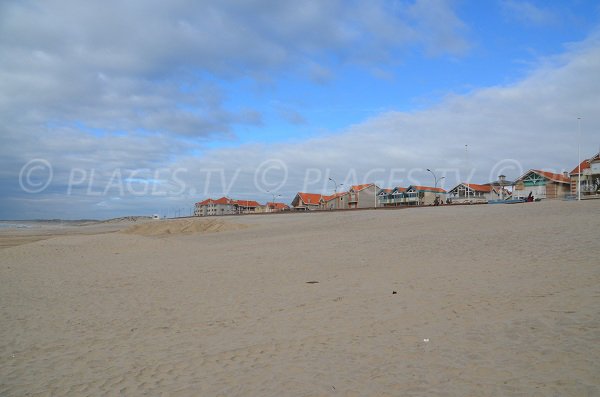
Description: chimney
563,171,570,178
498,174,506,182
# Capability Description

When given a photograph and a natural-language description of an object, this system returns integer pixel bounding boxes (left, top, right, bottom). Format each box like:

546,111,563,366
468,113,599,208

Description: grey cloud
0,1,492,218
308,63,334,85
277,106,307,125
0,123,194,219
406,0,470,56
0,0,470,138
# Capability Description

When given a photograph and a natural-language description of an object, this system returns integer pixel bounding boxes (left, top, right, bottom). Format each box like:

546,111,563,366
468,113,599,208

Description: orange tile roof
381,187,406,194
409,185,447,193
322,192,347,201
351,183,375,192
531,169,570,184
297,192,323,205
197,197,263,207
233,199,261,207
570,152,600,175
213,197,234,205
267,202,289,210
196,197,233,206
464,183,493,193
570,160,590,175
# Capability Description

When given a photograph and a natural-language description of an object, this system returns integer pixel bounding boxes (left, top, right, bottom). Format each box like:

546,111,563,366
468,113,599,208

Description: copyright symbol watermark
253,159,288,193
19,159,53,193
489,159,523,182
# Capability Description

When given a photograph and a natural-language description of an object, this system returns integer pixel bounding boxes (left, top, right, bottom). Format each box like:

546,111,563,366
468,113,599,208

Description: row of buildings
290,152,600,210
291,184,449,210
194,197,289,216
509,152,600,200
194,152,600,215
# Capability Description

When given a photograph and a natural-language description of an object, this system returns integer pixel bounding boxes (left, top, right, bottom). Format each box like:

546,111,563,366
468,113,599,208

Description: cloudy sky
1,0,599,219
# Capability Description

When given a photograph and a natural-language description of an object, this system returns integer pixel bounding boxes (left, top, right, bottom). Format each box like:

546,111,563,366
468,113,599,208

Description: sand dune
122,217,248,236
1,200,599,396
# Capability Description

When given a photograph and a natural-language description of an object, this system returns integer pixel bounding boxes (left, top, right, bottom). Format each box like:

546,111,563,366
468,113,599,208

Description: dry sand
0,217,152,249
1,200,599,396
123,218,248,237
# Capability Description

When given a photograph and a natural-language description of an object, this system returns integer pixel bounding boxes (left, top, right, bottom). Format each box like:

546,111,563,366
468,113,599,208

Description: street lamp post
464,144,470,200
267,191,281,212
328,178,343,209
328,177,339,195
426,168,445,205
578,117,582,201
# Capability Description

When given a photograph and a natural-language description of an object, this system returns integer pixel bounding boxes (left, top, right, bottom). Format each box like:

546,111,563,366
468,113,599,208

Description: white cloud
2,2,599,219
3,32,600,218
0,0,469,138
169,33,600,201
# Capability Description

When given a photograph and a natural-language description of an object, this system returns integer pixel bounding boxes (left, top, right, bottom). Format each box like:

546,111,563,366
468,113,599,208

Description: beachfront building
321,192,349,210
194,197,237,216
347,183,380,209
265,202,290,212
378,187,408,207
233,200,261,214
292,184,381,210
195,197,264,216
569,152,600,198
447,183,504,204
377,188,393,206
512,170,570,200
484,174,515,200
377,188,393,205
291,192,323,211
404,185,447,206
252,202,288,213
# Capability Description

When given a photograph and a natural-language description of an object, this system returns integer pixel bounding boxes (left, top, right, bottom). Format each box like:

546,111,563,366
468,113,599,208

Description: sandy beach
1,200,599,396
